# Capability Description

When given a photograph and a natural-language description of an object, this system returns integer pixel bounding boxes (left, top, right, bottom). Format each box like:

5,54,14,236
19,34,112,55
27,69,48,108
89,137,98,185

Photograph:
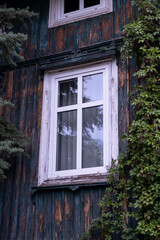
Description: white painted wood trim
111,60,119,161
38,73,51,185
49,0,113,28
38,60,118,185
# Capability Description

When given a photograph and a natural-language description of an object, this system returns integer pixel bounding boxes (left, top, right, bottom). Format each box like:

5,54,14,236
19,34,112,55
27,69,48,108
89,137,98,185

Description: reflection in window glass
56,110,77,171
83,73,103,103
82,106,103,168
58,78,77,107
84,0,100,8
64,0,79,13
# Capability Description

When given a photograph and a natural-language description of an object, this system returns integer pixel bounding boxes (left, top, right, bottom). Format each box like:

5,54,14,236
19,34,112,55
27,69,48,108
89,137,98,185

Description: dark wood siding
2,0,131,57
0,0,135,239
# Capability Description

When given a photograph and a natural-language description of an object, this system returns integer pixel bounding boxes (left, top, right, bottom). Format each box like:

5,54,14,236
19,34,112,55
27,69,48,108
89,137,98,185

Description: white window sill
39,172,107,188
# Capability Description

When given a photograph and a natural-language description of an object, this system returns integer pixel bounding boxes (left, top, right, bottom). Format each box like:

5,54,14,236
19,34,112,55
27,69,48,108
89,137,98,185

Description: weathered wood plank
0,1,133,239
4,0,128,57
62,191,74,240
43,192,52,240
102,13,114,41
54,190,63,239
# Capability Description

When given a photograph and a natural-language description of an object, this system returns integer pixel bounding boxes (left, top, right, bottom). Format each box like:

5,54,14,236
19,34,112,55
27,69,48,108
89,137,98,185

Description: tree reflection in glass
83,73,103,103
56,72,104,171
56,110,77,171
58,78,77,107
82,106,103,168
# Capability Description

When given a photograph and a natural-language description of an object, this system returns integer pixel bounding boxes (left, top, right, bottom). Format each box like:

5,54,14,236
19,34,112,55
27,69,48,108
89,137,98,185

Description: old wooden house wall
0,0,134,239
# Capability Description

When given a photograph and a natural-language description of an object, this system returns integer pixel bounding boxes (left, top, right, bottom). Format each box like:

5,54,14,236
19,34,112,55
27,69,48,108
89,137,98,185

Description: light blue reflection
83,73,103,103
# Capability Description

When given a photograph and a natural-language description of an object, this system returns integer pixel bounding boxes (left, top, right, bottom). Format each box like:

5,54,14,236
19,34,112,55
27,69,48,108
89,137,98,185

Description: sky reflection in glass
82,106,103,168
83,73,103,103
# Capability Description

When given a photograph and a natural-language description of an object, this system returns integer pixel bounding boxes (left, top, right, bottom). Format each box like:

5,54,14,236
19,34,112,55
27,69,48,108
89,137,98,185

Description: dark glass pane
58,78,77,107
64,0,79,13
83,73,103,103
82,106,103,168
84,0,100,8
56,110,77,171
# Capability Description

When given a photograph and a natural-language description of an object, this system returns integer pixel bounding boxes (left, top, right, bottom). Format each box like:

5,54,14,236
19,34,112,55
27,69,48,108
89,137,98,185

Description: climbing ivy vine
81,0,160,239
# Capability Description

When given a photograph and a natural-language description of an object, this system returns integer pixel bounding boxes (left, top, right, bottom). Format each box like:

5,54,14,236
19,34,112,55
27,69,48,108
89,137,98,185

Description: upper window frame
49,0,113,28
38,60,118,186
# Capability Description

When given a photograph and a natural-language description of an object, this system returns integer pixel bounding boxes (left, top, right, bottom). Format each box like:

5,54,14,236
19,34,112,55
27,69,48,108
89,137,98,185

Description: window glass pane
84,0,100,8
56,110,77,171
83,73,103,103
82,106,103,168
64,0,79,13
58,78,77,107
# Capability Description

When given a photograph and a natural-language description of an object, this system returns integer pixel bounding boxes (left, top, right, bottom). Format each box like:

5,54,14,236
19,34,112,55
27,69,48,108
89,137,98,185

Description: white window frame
38,60,118,185
49,0,113,28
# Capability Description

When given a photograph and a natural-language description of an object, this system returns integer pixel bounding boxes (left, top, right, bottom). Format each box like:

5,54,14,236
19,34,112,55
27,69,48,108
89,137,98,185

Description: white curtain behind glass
56,79,77,171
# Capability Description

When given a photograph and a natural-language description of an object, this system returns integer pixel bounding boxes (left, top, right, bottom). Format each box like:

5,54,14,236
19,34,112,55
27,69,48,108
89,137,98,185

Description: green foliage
0,106,30,178
0,7,38,66
0,97,31,179
81,0,160,239
0,7,38,179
